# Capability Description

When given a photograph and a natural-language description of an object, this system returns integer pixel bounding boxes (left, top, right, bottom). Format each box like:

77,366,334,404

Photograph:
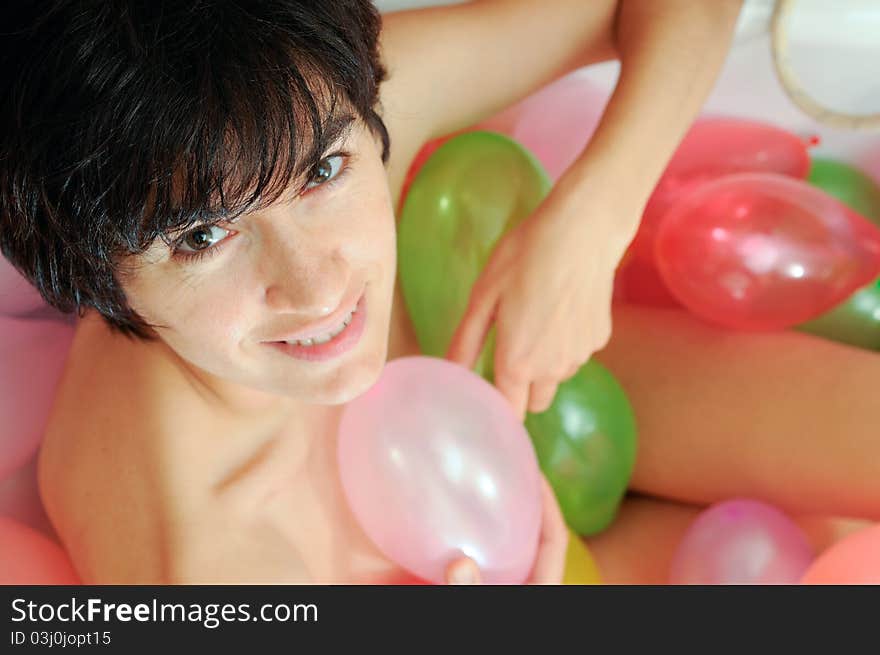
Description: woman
0,0,750,583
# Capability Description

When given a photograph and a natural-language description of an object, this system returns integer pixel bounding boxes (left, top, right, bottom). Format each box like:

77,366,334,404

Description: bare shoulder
37,313,184,582
38,312,313,583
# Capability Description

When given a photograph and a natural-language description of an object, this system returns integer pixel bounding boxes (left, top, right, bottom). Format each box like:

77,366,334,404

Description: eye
304,154,345,190
174,224,233,255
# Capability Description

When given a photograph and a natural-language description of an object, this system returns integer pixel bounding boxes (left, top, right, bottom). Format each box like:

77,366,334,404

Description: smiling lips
284,307,355,347
266,293,367,362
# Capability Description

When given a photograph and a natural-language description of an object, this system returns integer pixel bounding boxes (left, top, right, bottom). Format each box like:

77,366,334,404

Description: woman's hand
445,475,568,585
446,176,639,420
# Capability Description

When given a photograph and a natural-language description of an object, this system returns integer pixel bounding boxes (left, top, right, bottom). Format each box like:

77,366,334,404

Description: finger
528,476,568,585
446,285,499,369
563,363,582,380
493,321,531,420
495,373,529,421
527,378,559,414
445,556,482,585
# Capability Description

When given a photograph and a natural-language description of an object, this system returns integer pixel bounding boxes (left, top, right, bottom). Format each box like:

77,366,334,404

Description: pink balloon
337,356,542,585
480,70,607,180
655,172,880,330
0,255,48,317
0,316,76,479
0,453,56,538
622,117,812,307
0,516,80,584
670,499,815,585
801,523,880,585
400,71,605,208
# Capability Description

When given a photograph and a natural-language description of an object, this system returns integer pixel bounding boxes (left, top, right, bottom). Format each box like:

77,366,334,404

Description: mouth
266,293,367,362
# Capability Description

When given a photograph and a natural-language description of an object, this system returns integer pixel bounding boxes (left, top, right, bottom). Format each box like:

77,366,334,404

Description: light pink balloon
0,255,48,317
337,356,542,585
0,516,80,584
670,499,815,585
0,316,75,479
480,69,607,180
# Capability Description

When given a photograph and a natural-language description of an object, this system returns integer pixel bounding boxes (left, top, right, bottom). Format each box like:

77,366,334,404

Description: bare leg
582,494,870,584
594,305,880,520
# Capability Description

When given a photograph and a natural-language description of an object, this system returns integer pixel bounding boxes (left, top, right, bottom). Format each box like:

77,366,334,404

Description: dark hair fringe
0,0,390,339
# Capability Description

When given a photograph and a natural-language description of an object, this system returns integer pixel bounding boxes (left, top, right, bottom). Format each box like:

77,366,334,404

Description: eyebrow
286,111,358,195
160,111,359,245
315,112,358,158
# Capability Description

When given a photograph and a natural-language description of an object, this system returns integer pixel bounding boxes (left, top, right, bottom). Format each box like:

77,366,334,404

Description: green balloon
807,158,880,224
398,131,551,379
524,361,638,536
796,159,880,349
797,278,880,350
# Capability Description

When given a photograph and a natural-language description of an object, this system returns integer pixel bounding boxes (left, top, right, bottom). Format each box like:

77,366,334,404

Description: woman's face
121,121,397,406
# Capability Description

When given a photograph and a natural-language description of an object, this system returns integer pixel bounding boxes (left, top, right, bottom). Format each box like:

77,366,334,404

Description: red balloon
655,173,880,330
0,516,80,584
800,523,880,585
622,118,812,306
660,116,811,180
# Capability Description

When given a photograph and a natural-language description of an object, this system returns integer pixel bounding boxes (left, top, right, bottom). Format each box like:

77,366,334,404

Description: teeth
284,309,354,347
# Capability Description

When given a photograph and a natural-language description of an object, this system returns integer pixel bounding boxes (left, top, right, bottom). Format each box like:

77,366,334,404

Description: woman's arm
380,0,742,206
557,0,743,228
380,0,619,200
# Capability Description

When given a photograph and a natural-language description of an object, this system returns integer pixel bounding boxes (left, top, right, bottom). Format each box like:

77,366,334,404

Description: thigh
595,305,880,520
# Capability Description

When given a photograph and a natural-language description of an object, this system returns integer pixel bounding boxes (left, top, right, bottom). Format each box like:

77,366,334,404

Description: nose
262,244,352,318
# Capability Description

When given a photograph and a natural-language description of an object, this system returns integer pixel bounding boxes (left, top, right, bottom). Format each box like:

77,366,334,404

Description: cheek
127,268,254,349
340,168,397,274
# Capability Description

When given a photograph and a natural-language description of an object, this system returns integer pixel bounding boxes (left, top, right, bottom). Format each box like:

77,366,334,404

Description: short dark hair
0,0,390,339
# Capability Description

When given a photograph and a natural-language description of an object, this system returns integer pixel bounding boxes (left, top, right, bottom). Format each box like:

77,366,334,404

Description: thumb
445,556,482,585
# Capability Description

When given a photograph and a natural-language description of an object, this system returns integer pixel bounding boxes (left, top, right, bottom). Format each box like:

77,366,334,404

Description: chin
308,343,388,406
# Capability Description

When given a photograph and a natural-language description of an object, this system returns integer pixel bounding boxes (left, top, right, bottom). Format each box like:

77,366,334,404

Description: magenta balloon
656,172,880,330
0,317,76,479
337,356,542,584
670,499,815,585
480,70,607,180
0,255,47,317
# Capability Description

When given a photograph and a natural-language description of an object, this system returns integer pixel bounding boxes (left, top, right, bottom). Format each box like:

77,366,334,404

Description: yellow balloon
563,530,602,585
